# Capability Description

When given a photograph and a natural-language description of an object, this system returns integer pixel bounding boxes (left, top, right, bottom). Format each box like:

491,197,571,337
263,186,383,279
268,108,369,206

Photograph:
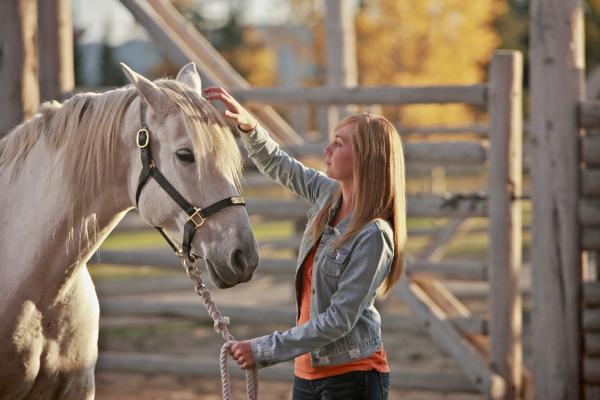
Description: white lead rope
183,259,259,400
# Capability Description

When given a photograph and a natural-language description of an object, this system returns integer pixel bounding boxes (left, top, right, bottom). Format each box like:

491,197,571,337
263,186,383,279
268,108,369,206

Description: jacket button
312,289,315,294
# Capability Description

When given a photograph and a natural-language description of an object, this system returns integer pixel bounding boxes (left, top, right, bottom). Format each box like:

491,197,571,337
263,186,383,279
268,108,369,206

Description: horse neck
0,108,137,305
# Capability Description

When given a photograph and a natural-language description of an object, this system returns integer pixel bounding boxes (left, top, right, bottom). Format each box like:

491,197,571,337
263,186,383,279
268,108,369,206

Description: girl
204,86,406,400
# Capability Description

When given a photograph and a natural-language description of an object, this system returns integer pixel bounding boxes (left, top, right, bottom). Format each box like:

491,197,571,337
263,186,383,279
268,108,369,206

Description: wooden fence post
529,0,585,398
319,0,358,141
0,0,39,138
38,0,74,102
488,50,523,399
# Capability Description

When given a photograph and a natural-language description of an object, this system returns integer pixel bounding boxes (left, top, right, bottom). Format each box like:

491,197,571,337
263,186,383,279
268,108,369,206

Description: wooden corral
2,0,600,399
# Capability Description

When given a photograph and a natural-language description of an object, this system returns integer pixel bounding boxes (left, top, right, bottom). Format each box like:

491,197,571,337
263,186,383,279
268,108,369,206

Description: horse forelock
155,80,244,190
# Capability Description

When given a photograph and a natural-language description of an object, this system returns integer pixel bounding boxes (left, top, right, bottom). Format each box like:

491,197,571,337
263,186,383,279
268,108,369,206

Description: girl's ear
120,62,163,109
176,62,203,94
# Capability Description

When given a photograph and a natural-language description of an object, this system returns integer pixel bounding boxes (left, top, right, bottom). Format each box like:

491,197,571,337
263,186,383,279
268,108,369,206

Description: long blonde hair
312,112,406,295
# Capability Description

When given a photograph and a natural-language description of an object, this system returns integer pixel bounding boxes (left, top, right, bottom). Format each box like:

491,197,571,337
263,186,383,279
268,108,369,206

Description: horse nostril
231,249,246,271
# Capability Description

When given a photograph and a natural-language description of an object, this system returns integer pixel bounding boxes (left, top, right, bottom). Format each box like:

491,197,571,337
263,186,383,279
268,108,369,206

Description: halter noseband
134,101,245,262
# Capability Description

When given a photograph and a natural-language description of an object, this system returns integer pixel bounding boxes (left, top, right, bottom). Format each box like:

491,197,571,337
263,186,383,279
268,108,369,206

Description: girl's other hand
203,87,257,134
229,340,255,370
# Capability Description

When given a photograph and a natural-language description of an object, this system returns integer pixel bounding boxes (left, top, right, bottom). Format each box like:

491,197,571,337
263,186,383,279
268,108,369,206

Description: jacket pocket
321,247,350,277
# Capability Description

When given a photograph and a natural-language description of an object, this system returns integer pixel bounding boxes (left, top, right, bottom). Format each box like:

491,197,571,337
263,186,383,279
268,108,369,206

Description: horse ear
120,62,162,108
176,62,202,94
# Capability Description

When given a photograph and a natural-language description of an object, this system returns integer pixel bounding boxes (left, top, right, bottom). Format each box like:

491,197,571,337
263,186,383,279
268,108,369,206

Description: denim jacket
240,125,394,369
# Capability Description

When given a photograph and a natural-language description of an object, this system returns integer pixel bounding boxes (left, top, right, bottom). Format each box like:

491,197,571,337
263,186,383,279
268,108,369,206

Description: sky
71,0,291,45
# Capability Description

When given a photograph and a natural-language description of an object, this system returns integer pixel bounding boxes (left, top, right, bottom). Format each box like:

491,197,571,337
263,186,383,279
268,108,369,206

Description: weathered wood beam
0,0,39,137
37,0,74,102
97,351,478,392
397,281,505,397
231,85,488,107
529,0,585,396
487,50,524,399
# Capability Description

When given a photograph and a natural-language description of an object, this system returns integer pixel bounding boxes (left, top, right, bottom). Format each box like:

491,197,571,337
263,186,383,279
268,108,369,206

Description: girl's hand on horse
229,340,255,370
203,87,257,133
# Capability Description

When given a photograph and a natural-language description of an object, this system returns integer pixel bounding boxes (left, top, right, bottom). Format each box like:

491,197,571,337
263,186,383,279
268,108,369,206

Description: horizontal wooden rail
97,351,478,392
579,101,600,129
582,169,600,197
583,228,600,251
584,308,600,331
585,357,600,384
230,85,488,107
407,260,488,281
585,281,600,307
98,298,486,335
275,140,489,165
582,136,600,164
580,200,600,226
586,333,600,356
92,249,489,282
397,124,488,137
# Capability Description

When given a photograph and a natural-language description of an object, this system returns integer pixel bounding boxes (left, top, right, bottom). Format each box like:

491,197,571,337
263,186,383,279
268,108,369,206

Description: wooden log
529,0,585,397
585,357,600,384
584,308,600,331
95,276,193,296
37,0,74,102
583,228,600,251
406,260,488,281
586,385,600,400
91,249,298,275
231,85,488,107
582,135,600,165
487,50,524,399
408,194,488,218
582,168,600,197
579,101,600,129
580,200,600,226
0,0,39,137
96,351,478,392
92,249,488,282
585,333,600,356
97,298,485,335
280,140,489,165
417,218,473,262
143,0,303,145
397,281,506,397
323,0,358,132
585,281,600,307
396,124,488,137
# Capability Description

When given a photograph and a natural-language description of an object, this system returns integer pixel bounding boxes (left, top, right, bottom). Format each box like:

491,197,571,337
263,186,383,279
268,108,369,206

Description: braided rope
183,260,259,400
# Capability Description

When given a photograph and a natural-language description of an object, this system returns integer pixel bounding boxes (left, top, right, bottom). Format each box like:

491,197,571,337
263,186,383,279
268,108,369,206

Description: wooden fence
90,49,527,398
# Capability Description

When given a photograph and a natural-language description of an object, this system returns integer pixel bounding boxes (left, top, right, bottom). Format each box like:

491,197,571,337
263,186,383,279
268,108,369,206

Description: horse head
121,63,258,288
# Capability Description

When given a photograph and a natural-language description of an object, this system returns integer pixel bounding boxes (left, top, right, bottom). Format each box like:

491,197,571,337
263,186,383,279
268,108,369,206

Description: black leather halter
134,101,245,262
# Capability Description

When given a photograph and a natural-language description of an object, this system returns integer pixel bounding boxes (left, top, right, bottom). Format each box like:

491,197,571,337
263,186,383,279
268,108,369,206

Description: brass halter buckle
136,128,150,148
188,207,206,228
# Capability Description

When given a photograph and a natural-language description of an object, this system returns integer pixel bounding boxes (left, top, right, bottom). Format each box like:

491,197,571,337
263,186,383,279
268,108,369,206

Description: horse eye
176,148,195,163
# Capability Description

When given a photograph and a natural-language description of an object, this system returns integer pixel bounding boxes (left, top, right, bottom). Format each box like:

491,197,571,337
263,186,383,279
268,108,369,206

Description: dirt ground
94,273,529,399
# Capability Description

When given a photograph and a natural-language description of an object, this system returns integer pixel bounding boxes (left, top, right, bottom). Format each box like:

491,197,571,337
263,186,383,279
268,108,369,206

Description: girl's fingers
224,110,238,119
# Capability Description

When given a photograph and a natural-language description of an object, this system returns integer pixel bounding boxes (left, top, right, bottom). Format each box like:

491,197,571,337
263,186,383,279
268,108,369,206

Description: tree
290,0,505,127
176,0,277,86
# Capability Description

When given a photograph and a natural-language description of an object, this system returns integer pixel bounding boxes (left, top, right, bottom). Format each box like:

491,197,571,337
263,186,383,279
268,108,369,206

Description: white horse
0,63,259,399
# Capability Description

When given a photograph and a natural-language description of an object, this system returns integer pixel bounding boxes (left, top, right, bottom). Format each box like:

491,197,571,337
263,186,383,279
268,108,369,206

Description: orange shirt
294,244,390,380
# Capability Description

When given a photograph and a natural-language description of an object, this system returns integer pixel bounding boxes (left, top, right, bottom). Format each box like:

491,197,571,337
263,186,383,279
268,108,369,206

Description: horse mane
0,80,243,204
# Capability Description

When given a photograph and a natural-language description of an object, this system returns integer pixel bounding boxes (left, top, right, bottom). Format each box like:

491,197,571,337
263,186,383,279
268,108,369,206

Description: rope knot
214,316,231,333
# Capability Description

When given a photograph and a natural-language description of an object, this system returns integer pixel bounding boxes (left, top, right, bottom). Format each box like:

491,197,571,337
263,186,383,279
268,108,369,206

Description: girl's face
324,123,354,182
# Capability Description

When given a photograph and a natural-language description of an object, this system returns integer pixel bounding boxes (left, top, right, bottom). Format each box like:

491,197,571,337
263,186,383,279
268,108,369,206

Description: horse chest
0,272,99,399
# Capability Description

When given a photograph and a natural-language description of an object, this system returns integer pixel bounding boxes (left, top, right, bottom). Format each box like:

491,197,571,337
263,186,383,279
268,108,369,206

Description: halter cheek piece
134,101,245,262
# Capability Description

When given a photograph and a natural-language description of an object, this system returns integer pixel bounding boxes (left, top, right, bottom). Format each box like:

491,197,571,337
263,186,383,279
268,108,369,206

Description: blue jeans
293,370,390,400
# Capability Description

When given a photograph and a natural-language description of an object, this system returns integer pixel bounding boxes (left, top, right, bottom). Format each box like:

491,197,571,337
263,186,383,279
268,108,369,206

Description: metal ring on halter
136,128,150,148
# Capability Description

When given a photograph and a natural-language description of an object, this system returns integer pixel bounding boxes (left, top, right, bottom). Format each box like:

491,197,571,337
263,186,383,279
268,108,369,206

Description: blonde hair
312,112,406,295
